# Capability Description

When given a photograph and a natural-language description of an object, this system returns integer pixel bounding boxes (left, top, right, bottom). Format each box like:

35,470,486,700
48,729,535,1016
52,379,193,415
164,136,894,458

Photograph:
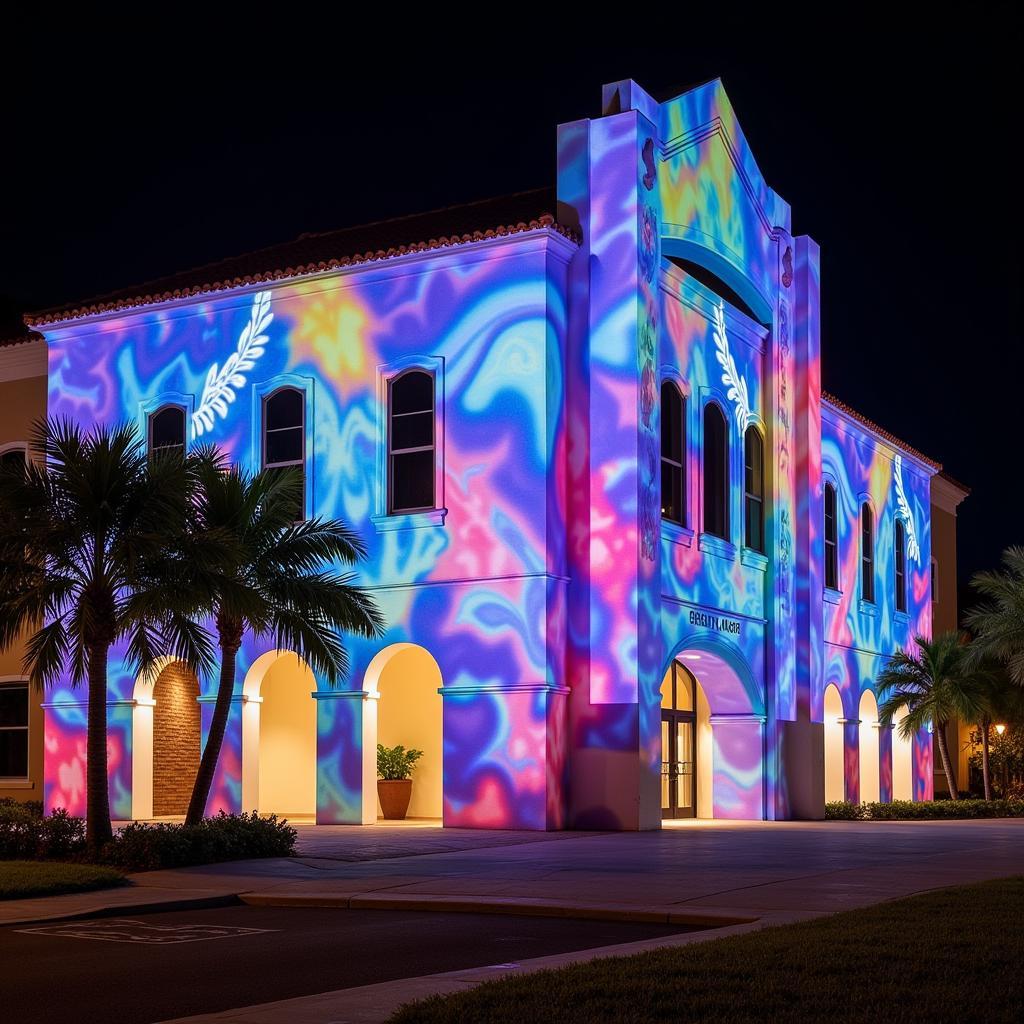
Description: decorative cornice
822,392,941,472
0,337,46,382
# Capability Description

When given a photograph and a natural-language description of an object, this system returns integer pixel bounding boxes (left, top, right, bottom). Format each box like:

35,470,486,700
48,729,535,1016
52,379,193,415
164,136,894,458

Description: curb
239,891,758,927
2,893,242,928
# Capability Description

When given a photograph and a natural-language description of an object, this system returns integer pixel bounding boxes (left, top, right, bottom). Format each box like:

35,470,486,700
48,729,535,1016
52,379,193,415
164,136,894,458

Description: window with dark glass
743,426,764,552
703,403,729,540
0,682,29,779
824,483,838,590
660,381,685,526
861,504,875,603
895,519,907,613
388,370,434,514
148,405,186,458
262,387,305,518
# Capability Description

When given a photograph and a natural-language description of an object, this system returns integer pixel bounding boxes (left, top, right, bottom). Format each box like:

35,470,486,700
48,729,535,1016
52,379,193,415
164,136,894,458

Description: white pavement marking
17,918,277,944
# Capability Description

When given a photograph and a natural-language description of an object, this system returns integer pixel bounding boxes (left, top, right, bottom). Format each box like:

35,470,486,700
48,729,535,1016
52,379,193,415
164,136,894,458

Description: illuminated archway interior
666,649,764,820
859,689,881,804
257,653,317,817
892,707,913,801
371,644,443,820
823,683,845,803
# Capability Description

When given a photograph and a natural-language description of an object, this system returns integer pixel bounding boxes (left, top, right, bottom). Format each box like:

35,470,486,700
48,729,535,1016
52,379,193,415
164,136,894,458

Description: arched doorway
663,644,764,821
660,661,698,818
152,663,200,817
363,644,443,822
891,707,913,801
241,651,318,819
859,689,881,804
823,683,845,803
131,657,200,820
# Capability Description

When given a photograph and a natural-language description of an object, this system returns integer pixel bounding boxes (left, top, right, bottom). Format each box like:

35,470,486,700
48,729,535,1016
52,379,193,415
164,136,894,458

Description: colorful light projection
38,76,937,830
821,403,935,803
43,232,576,829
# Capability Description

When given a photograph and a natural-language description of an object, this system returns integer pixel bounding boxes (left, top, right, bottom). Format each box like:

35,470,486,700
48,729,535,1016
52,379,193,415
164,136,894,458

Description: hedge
0,799,296,870
825,799,1024,820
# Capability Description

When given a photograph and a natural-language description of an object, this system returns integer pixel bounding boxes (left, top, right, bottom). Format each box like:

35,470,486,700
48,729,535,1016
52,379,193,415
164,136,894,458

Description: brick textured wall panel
153,663,200,816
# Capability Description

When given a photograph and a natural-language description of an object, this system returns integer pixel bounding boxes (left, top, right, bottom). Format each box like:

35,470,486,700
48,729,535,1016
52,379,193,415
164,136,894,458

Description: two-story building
19,78,965,828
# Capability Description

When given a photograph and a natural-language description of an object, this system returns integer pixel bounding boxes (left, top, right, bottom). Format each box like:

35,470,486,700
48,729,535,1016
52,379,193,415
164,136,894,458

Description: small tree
967,546,1024,686
0,422,215,852
877,632,987,800
183,457,383,827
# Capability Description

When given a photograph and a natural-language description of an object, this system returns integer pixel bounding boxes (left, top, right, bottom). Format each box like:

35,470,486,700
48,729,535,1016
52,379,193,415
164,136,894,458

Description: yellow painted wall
824,684,845,803
376,646,443,819
0,353,46,803
257,654,317,816
859,690,880,803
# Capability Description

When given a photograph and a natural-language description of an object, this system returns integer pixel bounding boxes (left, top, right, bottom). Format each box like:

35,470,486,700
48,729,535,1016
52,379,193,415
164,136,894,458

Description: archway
131,656,200,820
664,643,764,821
859,689,881,804
363,644,443,822
823,683,845,803
241,651,318,818
152,663,200,816
891,707,913,801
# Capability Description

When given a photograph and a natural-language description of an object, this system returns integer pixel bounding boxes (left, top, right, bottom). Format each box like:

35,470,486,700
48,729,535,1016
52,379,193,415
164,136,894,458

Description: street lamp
994,725,1008,796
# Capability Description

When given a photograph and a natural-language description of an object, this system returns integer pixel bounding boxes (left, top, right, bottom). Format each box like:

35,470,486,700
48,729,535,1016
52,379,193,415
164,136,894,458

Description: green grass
389,877,1024,1023
0,861,127,900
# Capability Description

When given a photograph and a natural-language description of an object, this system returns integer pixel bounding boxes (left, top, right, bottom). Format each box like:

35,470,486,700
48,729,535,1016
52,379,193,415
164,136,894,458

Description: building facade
20,79,961,827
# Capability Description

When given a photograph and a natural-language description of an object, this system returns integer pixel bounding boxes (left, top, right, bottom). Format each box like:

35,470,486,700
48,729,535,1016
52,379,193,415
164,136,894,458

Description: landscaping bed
389,876,1024,1024
825,798,1024,820
1,799,297,871
0,860,126,900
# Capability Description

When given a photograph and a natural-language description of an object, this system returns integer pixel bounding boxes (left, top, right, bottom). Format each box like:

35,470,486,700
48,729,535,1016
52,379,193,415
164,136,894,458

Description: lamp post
995,724,1007,797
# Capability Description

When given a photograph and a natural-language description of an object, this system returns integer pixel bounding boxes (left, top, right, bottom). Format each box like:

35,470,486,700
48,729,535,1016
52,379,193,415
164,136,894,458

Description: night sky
4,21,1020,610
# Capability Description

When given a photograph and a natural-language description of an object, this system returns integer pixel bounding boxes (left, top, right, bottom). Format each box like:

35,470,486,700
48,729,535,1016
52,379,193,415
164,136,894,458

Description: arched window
147,405,186,459
824,482,838,590
861,504,875,603
660,381,685,526
743,426,764,552
895,519,907,613
388,370,434,514
703,403,729,540
262,387,306,518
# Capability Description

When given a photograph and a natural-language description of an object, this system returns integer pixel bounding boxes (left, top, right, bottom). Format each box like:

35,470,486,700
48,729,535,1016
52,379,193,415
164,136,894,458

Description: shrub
826,798,1024,821
825,801,865,820
0,803,86,860
101,812,297,872
377,743,424,780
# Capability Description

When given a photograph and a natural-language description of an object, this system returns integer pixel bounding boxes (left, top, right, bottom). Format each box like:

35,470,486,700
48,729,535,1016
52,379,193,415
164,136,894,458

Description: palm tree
0,421,215,852
972,668,1024,799
184,457,383,827
877,632,987,800
967,546,1024,686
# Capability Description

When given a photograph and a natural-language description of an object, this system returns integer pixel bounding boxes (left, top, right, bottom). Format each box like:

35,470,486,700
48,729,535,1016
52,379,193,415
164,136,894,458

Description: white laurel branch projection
713,300,753,432
191,291,273,438
893,454,921,563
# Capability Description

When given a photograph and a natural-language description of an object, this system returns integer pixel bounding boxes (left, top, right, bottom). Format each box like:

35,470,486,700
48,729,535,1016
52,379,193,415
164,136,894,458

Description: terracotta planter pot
377,779,413,820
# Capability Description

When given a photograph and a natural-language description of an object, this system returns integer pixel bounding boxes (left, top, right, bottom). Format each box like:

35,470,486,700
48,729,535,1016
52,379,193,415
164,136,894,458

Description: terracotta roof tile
822,391,942,470
27,188,574,327
0,329,43,349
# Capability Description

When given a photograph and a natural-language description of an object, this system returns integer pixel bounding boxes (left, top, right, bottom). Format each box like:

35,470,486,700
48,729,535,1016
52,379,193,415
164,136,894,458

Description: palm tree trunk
935,719,960,801
982,719,993,801
185,616,242,828
85,642,114,854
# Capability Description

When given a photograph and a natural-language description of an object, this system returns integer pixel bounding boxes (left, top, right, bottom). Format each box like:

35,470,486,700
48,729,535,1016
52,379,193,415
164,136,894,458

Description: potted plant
376,744,424,820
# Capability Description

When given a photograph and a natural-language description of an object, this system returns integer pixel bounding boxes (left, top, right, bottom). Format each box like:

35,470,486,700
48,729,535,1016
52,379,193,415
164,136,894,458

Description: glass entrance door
661,662,697,819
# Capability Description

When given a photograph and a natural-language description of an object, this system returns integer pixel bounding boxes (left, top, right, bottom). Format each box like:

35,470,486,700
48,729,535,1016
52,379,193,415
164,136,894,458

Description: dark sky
3,20,1021,606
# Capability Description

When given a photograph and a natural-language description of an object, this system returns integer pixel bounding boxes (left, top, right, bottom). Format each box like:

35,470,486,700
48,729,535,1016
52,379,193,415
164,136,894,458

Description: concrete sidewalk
4,818,1023,928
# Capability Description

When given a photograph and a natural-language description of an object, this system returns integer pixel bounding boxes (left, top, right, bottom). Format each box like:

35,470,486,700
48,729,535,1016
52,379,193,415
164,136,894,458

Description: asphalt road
3,904,696,1024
